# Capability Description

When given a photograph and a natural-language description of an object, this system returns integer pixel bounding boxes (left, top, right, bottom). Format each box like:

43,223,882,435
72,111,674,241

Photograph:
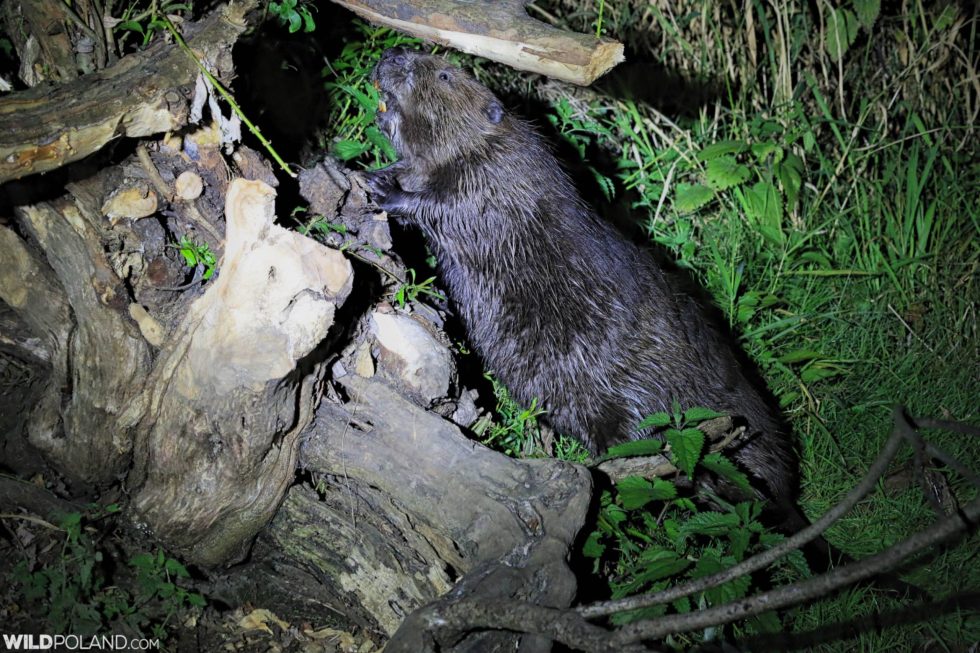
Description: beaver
365,46,797,505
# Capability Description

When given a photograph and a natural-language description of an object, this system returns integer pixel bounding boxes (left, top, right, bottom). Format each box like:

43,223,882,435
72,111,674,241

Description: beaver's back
369,47,797,502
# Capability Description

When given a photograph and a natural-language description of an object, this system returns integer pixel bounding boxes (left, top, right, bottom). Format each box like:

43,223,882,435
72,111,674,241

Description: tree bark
0,0,254,183
331,0,624,85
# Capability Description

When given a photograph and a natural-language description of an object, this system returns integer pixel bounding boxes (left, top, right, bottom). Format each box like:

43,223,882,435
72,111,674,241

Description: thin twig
610,493,980,645
46,0,100,48
915,418,980,437
158,15,296,177
0,513,62,530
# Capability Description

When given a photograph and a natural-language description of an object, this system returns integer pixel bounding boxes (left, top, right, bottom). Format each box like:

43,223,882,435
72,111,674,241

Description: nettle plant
320,23,423,167
672,137,804,248
12,506,205,641
584,404,808,636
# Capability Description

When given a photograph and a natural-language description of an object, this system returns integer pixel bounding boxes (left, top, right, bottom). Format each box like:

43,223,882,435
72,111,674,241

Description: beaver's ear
485,100,504,124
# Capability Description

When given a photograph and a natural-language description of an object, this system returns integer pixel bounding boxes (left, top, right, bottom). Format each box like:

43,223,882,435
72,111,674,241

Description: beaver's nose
381,47,408,65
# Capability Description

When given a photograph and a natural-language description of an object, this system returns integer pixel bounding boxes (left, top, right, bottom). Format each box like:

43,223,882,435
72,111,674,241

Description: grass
490,1,978,647
321,2,978,648
555,2,979,649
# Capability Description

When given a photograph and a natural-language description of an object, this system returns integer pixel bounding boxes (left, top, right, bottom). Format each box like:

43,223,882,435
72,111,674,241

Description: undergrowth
546,2,979,649
7,505,205,644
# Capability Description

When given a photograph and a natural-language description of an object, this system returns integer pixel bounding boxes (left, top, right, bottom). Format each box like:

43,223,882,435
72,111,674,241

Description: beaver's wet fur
366,47,797,505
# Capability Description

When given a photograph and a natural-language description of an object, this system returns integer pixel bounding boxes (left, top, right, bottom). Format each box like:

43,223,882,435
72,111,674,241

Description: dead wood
377,411,980,651
6,177,152,486
295,375,592,646
1,0,86,86
129,178,353,565
331,0,624,85
0,0,256,183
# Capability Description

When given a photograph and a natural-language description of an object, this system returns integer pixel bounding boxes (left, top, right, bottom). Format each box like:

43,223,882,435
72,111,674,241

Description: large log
130,179,354,565
276,375,591,649
0,0,256,183
331,0,624,85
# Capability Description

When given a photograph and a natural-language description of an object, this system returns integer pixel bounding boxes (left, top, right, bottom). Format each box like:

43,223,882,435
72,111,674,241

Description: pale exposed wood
130,179,354,565
332,0,624,85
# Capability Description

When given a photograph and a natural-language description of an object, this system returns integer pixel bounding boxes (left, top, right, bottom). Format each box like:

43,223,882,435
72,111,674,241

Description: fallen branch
330,0,624,85
0,0,257,182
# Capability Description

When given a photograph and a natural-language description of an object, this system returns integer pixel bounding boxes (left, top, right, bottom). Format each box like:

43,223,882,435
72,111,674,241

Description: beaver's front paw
362,170,410,215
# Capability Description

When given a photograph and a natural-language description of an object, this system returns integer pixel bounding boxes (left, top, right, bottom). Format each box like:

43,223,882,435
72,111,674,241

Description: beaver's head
372,47,507,165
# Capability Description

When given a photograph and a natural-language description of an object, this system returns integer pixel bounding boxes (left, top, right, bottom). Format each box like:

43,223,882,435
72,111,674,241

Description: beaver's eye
438,71,450,82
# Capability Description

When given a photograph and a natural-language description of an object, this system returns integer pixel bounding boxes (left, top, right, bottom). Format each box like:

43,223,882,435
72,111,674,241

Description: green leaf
627,550,691,587
129,553,155,570
582,530,606,559
825,8,858,62
164,558,190,578
679,511,740,539
777,349,822,364
691,552,752,606
599,438,664,461
592,167,616,202
799,250,833,268
673,183,715,213
300,7,316,32
335,83,377,113
853,0,880,30
750,141,782,163
364,126,397,159
728,527,751,560
636,411,671,430
743,181,784,245
777,153,804,207
177,245,197,267
682,407,726,424
333,139,369,161
748,610,783,634
287,11,301,33
673,596,691,614
934,5,958,32
701,452,753,495
697,140,748,161
116,20,145,35
617,476,677,509
801,364,843,383
705,156,751,191
736,291,760,323
667,427,704,478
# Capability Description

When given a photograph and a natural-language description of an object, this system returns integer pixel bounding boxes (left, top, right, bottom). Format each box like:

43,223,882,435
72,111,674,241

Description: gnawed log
130,179,354,565
290,375,592,648
332,0,624,85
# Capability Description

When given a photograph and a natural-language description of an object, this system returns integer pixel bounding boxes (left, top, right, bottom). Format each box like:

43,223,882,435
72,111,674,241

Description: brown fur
366,47,797,504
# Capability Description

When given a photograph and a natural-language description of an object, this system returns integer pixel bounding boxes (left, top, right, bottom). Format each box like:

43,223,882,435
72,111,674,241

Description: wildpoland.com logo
2,634,160,650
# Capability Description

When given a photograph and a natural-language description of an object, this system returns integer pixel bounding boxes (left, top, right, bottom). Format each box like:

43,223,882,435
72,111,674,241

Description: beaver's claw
362,169,410,215
362,169,396,199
